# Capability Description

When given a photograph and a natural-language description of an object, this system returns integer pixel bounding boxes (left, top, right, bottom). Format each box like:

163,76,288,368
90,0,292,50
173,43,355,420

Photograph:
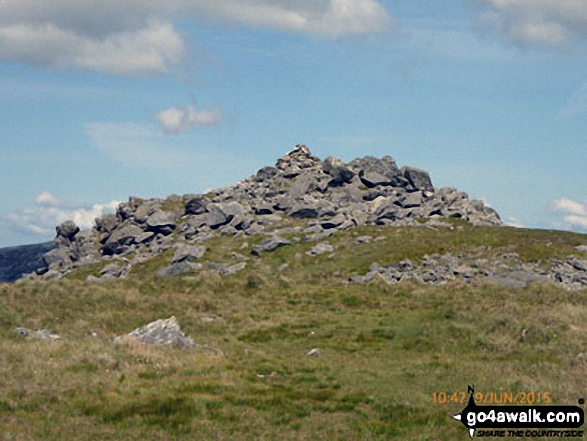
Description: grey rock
56,221,80,241
251,236,292,256
157,261,202,278
320,213,346,230
576,245,587,253
113,316,194,349
323,156,354,186
219,262,246,276
306,242,334,256
287,172,317,199
185,195,210,215
355,235,372,244
486,271,548,289
172,244,206,263
15,327,60,341
43,247,74,268
572,261,587,272
359,170,391,188
103,223,144,255
401,166,434,192
145,210,176,235
95,213,118,234
207,205,231,229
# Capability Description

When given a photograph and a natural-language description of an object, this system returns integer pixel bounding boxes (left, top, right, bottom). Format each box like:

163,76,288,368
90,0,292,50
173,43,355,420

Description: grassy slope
1,223,587,440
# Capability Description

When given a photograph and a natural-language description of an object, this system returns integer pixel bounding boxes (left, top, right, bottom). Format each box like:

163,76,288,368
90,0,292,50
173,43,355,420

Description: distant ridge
0,241,55,283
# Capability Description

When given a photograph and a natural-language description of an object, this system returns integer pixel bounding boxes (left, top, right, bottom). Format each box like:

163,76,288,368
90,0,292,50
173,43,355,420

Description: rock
207,205,231,229
572,261,587,272
145,210,177,235
15,327,60,341
278,263,289,271
576,245,587,253
103,223,144,255
359,170,391,188
95,213,118,234
320,213,346,230
323,156,354,186
287,172,317,199
100,264,131,279
172,244,206,263
306,242,335,256
486,271,548,289
157,261,202,278
306,348,322,356
401,166,434,192
355,235,372,244
43,247,74,268
56,220,80,241
253,204,274,215
251,236,292,256
219,262,246,276
185,195,210,215
113,316,194,349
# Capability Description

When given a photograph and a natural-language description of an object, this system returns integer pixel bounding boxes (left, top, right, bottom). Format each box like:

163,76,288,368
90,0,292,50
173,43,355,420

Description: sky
1,0,587,247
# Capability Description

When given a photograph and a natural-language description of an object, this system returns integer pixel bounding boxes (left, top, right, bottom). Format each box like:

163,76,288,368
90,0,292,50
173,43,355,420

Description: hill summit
30,145,501,281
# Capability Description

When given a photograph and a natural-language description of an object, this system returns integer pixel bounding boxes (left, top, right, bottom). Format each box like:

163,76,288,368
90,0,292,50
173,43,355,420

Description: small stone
306,348,322,356
306,242,334,256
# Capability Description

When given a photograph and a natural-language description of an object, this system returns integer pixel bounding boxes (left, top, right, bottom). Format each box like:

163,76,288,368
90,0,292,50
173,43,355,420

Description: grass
1,223,587,439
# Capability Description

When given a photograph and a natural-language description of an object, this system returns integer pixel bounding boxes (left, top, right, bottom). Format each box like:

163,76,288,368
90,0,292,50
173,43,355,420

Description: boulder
306,242,334,256
56,221,79,241
185,195,210,216
145,210,177,235
251,236,292,256
113,316,194,349
207,205,231,229
157,261,202,278
323,156,355,186
402,166,434,192
15,327,60,341
219,262,247,276
95,213,118,234
102,223,144,255
172,244,206,263
359,170,391,188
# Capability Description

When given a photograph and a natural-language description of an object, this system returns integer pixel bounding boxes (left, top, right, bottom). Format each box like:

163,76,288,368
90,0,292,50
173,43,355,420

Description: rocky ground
22,145,503,284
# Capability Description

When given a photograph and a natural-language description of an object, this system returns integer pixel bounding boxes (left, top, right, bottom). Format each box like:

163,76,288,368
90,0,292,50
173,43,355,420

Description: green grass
1,224,587,439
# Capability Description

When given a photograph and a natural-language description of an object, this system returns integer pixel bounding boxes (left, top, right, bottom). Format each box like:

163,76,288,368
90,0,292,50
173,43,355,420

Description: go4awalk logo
453,386,585,438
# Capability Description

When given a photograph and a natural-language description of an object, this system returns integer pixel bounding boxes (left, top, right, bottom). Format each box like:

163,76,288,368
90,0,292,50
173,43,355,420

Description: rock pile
349,250,587,290
24,145,501,281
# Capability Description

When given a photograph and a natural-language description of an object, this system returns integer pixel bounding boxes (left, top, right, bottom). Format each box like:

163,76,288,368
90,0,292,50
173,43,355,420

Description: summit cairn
30,144,502,281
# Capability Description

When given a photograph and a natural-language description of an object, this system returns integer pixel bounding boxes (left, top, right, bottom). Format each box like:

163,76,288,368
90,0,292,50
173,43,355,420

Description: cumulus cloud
0,0,390,75
549,197,587,231
2,192,120,238
155,104,223,135
478,0,587,47
0,20,184,76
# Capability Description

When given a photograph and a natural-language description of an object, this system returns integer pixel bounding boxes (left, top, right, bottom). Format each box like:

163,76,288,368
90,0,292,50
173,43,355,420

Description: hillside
2,146,587,440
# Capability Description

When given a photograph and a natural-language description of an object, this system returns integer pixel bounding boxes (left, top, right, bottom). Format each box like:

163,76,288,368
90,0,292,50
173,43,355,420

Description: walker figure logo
453,386,584,438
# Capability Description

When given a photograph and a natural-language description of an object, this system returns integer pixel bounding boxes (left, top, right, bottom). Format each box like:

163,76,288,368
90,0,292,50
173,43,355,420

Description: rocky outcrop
349,251,587,290
112,316,194,349
16,145,502,282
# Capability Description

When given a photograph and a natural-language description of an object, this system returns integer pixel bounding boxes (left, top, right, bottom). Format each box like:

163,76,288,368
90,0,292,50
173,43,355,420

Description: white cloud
2,192,120,238
550,197,587,216
0,20,184,76
155,104,222,135
548,197,587,232
478,0,587,47
505,217,525,228
0,0,390,75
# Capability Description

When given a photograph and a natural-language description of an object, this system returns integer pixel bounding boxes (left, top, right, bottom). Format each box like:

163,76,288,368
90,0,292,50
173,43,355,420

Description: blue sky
1,0,586,247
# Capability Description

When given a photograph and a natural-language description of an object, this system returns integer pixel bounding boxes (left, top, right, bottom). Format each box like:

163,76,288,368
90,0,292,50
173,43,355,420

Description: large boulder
145,210,177,235
56,221,79,241
113,316,195,349
185,195,210,216
401,166,434,192
102,223,144,255
323,156,355,187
